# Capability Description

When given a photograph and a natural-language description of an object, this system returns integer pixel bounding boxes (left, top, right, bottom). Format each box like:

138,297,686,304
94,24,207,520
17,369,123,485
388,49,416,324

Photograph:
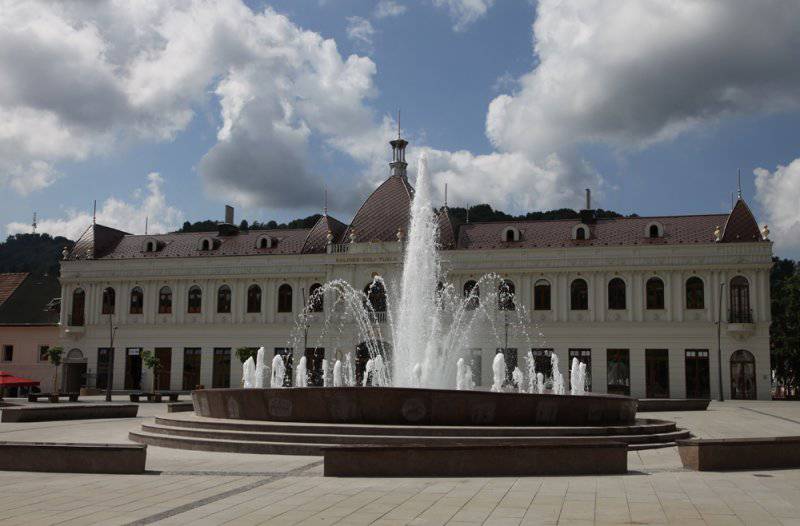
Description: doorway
155,348,172,390
305,348,325,386
645,349,670,398
212,348,231,388
124,348,143,390
606,349,630,396
685,349,710,398
730,349,756,400
183,348,202,390
62,349,87,393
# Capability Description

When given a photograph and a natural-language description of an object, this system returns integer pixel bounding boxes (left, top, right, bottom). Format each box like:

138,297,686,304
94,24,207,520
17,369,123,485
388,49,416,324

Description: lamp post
105,314,118,402
717,282,725,402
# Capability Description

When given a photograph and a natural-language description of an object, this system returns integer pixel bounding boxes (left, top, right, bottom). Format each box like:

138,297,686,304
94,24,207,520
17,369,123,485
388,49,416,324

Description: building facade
0,273,61,393
57,138,773,399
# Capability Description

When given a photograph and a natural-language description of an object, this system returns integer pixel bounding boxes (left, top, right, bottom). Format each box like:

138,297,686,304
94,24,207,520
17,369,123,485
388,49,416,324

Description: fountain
189,155,637,427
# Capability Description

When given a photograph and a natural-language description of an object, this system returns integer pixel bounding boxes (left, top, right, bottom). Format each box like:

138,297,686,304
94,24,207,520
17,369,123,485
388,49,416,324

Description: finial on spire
397,107,401,139
737,168,742,199
323,186,328,216
92,200,97,226
145,216,148,235
444,183,448,208
32,212,37,234
389,109,408,178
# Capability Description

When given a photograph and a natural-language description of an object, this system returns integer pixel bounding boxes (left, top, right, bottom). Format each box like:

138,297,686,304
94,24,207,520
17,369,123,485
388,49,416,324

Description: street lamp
105,313,118,402
717,282,725,402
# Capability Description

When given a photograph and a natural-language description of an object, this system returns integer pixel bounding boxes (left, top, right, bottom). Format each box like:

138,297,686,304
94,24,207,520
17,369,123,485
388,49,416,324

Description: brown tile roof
66,224,129,260
457,214,732,249
0,273,28,307
0,273,60,325
342,175,413,243
721,198,763,243
302,215,348,254
95,228,311,260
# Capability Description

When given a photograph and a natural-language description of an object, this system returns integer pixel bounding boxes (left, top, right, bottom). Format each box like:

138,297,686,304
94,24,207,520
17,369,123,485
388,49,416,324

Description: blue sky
2,1,799,257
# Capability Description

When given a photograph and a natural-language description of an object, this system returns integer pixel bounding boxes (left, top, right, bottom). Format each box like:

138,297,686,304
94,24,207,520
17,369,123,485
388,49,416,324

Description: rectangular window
606,349,630,396
274,348,293,387
212,348,231,388
38,345,50,362
531,348,553,380
568,348,592,391
685,349,710,399
2,345,13,362
469,348,482,387
645,349,670,398
183,348,202,390
496,348,518,387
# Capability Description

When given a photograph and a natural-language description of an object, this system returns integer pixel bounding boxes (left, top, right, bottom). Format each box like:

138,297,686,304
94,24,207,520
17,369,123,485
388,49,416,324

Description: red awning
0,371,40,388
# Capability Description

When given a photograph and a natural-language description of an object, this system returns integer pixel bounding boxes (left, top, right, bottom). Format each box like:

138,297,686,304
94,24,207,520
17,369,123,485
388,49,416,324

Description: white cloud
754,160,800,253
374,1,407,19
6,173,183,239
345,16,376,52
487,0,800,157
432,0,494,31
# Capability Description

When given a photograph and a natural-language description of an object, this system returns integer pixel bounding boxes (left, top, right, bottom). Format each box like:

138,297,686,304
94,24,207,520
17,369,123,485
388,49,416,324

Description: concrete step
153,415,677,437
129,430,325,455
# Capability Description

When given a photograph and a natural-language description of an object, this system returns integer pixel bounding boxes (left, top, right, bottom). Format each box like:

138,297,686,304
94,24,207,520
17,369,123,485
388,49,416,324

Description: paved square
2,399,800,525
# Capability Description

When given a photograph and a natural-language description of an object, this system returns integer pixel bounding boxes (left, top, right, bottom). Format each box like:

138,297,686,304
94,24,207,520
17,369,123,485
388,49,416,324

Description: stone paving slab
2,399,800,524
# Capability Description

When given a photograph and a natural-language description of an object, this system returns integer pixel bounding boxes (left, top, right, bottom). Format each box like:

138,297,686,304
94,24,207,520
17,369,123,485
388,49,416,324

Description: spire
444,183,448,208
737,168,742,200
92,200,97,226
323,186,328,216
32,212,37,234
389,108,408,178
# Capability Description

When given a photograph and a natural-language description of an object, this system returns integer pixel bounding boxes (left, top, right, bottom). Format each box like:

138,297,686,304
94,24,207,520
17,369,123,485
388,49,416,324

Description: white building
57,137,773,399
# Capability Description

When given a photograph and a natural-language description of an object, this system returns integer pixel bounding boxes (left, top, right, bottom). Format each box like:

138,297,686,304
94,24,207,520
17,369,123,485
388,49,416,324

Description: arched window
257,236,273,249
308,283,323,312
464,280,479,311
503,227,520,242
570,279,588,310
685,277,704,309
534,279,551,310
278,284,293,313
498,279,515,311
364,281,387,313
247,285,262,313
129,287,143,314
159,286,172,314
217,285,231,313
505,229,514,242
146,241,154,252
649,225,659,238
608,278,626,310
187,286,202,314
200,238,212,251
71,288,85,326
646,277,665,309
730,276,751,322
101,287,115,315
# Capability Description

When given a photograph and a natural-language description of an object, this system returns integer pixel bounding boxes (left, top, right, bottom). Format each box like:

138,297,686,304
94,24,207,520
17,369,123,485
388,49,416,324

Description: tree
235,347,258,364
770,258,800,397
141,350,162,392
46,347,63,398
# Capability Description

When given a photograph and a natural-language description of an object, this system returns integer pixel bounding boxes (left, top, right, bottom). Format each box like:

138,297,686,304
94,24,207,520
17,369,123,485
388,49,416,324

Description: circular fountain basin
192,387,637,427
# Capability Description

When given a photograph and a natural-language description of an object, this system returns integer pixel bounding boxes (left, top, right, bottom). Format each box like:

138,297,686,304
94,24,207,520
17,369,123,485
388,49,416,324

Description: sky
1,0,799,258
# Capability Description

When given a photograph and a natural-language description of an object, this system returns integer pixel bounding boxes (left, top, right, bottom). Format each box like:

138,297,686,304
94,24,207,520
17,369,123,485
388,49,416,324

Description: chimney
580,188,597,224
218,205,239,236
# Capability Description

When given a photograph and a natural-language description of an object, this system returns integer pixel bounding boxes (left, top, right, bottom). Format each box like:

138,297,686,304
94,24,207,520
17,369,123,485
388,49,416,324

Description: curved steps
130,415,690,455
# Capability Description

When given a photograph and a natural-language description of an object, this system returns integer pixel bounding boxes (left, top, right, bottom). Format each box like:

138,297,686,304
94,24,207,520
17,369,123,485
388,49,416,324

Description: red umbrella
0,371,40,388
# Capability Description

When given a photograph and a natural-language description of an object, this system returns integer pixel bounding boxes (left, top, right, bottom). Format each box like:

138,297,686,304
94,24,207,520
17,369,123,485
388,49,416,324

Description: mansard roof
342,175,414,243
302,214,348,254
721,198,763,243
66,224,129,261
456,213,730,249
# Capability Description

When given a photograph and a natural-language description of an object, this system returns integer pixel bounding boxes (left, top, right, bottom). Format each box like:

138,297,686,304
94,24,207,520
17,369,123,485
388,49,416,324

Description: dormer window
646,222,664,238
198,237,214,251
502,227,520,242
142,238,160,253
572,224,590,240
256,235,274,249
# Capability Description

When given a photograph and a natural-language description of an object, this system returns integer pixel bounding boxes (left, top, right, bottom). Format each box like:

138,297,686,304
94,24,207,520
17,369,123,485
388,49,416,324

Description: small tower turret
389,110,408,178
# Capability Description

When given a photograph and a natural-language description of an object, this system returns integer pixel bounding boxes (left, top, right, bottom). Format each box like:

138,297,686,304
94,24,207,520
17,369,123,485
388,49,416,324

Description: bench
323,440,628,477
0,441,146,474
638,398,710,412
678,437,800,471
27,393,79,403
129,392,180,403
